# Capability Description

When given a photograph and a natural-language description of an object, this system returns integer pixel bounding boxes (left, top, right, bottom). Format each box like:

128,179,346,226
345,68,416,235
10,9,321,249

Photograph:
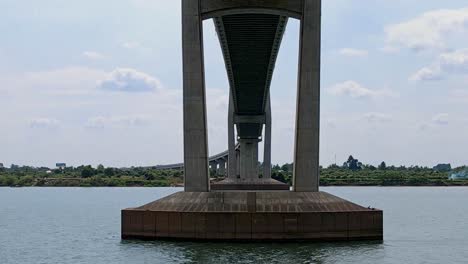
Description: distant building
0,163,3,168
56,163,66,170
10,164,19,170
433,163,451,172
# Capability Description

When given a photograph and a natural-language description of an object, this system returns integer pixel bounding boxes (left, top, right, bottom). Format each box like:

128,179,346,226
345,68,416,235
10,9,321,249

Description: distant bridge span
155,144,240,176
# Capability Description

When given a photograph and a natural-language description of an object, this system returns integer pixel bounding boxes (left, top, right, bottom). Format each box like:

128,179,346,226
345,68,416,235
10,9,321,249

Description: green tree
378,161,387,170
97,164,105,174
81,166,95,178
346,155,361,171
144,172,156,181
17,176,35,186
104,167,115,177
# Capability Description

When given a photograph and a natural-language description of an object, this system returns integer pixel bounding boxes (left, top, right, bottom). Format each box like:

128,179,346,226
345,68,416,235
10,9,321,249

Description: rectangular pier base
122,191,382,241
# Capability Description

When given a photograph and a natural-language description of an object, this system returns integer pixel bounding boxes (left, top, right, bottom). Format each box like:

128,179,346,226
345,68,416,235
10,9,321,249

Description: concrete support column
228,90,237,179
293,0,321,192
182,0,209,192
209,161,218,176
235,149,240,178
218,160,226,176
263,94,272,179
239,139,259,179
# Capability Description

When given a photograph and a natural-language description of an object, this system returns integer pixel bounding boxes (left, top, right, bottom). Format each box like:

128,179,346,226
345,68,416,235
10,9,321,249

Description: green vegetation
1,156,467,187
270,156,468,186
272,164,467,186
0,165,183,187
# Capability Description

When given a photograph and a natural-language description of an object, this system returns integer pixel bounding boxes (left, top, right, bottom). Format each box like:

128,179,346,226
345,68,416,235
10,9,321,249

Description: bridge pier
235,148,241,178
218,159,226,176
293,0,321,192
228,90,237,179
209,161,218,176
263,94,272,179
239,139,259,179
182,0,210,192
123,0,382,242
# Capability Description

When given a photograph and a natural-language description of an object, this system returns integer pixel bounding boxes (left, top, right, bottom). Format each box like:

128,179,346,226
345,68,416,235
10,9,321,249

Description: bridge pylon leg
218,160,226,176
239,139,259,179
263,94,272,179
293,0,321,192
182,0,209,192
228,90,237,179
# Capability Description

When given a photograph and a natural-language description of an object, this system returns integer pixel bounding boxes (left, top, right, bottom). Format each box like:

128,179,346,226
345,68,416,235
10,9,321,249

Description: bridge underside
215,14,287,139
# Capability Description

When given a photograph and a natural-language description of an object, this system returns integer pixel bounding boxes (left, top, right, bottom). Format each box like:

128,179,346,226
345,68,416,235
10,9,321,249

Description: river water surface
1,187,467,264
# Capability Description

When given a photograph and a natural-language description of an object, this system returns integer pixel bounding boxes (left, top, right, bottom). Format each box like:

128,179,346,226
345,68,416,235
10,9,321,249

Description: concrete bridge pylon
122,0,383,242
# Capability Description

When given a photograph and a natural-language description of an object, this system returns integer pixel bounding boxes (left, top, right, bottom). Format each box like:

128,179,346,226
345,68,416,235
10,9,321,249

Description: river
1,187,467,263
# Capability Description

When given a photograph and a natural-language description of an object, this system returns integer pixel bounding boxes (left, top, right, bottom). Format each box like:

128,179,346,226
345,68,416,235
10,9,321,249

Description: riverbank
1,175,467,187
1,166,467,187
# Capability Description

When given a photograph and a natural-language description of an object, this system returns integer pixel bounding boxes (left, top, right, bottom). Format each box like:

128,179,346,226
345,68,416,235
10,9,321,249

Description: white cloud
432,113,449,126
20,67,162,94
112,115,152,127
410,49,468,81
122,41,141,49
97,68,161,92
419,113,450,130
380,46,400,54
385,8,468,52
327,80,397,99
29,118,60,129
82,51,104,60
409,66,442,81
439,49,468,73
339,48,368,57
86,115,153,128
85,116,107,129
363,112,392,124
20,67,107,95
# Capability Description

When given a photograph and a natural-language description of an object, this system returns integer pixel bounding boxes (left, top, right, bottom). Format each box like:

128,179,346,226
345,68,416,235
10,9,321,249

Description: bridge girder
214,14,287,139
200,0,304,19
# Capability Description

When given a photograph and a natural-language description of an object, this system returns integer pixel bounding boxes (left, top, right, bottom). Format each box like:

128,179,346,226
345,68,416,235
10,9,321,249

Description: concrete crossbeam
200,0,303,19
234,115,266,124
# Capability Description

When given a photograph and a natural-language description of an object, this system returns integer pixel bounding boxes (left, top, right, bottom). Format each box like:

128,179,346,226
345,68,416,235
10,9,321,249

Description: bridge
122,0,383,241
154,143,240,177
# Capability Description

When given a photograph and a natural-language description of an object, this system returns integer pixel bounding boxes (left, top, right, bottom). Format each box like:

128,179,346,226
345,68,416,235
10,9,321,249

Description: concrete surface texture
122,191,383,240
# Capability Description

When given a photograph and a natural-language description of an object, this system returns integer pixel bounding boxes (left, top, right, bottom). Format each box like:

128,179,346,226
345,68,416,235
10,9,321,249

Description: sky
1,0,468,168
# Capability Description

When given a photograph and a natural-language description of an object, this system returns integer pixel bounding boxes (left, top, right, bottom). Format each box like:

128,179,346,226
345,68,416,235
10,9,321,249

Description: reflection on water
120,240,384,264
1,187,468,264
